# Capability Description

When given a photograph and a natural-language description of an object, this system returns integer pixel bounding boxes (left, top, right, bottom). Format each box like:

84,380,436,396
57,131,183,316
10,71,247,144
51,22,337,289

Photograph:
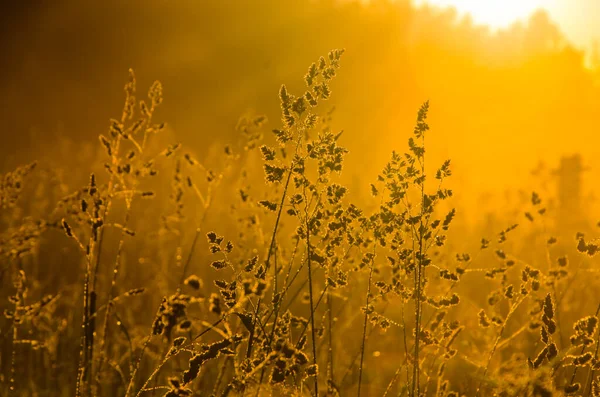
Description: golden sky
1,0,600,220
417,0,599,51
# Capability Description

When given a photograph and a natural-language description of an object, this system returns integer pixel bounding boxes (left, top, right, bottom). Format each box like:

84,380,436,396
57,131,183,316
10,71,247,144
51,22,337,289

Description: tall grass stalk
357,246,375,396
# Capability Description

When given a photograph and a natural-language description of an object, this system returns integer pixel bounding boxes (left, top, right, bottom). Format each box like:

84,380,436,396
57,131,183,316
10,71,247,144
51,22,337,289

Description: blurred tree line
1,0,598,206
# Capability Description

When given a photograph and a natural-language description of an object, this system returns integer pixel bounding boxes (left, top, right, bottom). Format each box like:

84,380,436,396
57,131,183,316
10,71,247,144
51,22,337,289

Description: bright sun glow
417,0,550,28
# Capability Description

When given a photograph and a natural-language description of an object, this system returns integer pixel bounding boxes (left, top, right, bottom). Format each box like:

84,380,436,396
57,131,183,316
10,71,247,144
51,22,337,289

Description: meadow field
2,1,600,396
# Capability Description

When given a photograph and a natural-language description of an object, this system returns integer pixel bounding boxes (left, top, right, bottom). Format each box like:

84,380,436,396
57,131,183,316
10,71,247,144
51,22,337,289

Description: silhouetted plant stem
412,120,426,397
327,291,335,389
358,246,375,397
246,136,301,360
306,214,319,397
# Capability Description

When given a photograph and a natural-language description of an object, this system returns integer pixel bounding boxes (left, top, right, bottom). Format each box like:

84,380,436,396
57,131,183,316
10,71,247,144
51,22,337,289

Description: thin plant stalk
246,135,302,359
412,118,426,397
357,247,375,397
305,213,319,397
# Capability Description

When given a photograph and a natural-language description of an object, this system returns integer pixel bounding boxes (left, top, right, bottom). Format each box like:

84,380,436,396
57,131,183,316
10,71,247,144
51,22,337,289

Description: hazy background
2,3,600,395
416,0,600,50
1,0,599,218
